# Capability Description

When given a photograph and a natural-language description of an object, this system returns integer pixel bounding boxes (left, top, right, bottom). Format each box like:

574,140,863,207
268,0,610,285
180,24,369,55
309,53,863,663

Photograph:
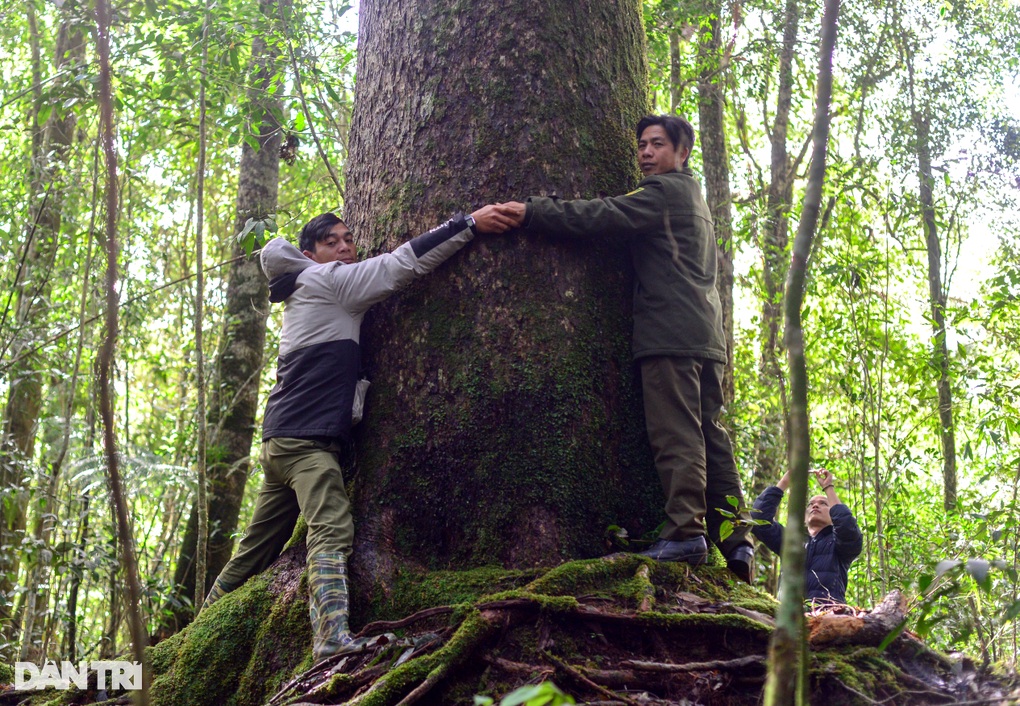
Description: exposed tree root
620,656,766,673
254,567,1013,706
542,650,642,706
357,607,456,637
43,554,990,706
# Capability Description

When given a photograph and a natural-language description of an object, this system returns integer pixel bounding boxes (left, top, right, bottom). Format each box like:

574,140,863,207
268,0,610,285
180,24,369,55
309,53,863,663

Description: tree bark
94,0,149,694
193,0,211,617
345,0,655,611
0,6,85,656
912,109,958,512
754,0,799,492
164,0,284,633
765,0,840,702
697,12,736,404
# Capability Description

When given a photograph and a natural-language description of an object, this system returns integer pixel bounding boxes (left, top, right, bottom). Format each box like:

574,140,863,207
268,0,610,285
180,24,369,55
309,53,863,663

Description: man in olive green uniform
500,115,754,581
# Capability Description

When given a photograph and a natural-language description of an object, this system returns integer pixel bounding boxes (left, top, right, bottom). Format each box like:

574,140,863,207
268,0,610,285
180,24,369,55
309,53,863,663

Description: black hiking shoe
639,535,709,564
725,545,755,584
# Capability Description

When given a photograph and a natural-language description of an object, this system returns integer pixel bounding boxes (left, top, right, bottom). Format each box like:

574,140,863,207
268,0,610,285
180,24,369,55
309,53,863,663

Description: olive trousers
640,356,752,556
214,437,354,591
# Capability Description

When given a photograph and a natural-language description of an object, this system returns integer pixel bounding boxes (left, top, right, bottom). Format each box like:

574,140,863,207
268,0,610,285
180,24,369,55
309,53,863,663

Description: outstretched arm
498,181,668,239
814,469,863,561
332,213,479,314
751,481,786,555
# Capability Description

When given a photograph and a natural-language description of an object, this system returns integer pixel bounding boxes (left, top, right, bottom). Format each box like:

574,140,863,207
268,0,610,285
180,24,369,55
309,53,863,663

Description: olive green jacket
523,168,726,363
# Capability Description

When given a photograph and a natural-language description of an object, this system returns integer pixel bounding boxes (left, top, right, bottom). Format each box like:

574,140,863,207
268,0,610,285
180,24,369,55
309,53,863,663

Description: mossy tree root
268,581,776,706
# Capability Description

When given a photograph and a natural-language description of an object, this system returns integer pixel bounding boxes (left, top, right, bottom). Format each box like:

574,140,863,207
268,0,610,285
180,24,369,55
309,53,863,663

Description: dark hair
299,213,344,253
636,115,695,168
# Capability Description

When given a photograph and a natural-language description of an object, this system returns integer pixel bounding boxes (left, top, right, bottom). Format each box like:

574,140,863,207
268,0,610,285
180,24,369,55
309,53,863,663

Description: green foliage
474,681,575,706
0,0,1018,677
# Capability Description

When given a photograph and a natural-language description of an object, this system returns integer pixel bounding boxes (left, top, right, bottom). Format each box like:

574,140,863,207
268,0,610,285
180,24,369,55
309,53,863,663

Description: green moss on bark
148,546,311,706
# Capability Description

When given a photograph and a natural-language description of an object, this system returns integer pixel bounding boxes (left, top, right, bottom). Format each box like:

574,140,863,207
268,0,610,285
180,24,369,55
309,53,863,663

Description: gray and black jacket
751,486,863,604
259,215,475,443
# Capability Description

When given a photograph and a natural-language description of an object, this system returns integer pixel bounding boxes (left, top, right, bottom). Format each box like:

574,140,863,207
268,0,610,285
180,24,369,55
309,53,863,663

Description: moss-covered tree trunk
164,0,283,632
344,0,659,609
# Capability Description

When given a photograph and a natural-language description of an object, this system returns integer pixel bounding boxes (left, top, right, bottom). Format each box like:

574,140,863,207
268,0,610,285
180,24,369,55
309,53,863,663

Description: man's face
806,495,832,530
637,125,688,176
304,221,357,264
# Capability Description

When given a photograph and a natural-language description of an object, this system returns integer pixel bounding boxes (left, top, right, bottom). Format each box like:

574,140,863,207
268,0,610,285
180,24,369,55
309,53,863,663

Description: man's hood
261,238,316,303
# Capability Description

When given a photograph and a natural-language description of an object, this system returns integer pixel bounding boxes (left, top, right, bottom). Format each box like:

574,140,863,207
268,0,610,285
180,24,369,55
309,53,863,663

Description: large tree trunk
697,11,736,404
0,9,85,655
345,0,656,611
164,0,283,633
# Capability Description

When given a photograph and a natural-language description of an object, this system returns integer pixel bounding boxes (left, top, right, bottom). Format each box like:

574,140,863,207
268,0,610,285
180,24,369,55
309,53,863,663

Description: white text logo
14,661,142,690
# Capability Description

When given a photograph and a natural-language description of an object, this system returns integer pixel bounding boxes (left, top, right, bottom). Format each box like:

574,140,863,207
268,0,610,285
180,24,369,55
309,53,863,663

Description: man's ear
302,249,316,260
677,146,691,168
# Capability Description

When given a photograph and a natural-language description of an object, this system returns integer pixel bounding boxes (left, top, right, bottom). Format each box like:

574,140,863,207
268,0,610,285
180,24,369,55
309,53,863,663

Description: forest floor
2,548,1018,705
264,554,1018,705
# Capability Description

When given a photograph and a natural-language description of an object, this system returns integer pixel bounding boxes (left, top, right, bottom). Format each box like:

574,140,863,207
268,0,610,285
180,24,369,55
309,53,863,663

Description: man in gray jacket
202,206,514,661
498,115,754,581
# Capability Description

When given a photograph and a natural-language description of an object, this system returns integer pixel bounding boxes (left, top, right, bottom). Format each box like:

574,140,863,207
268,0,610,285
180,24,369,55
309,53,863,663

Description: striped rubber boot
201,576,235,611
308,552,360,660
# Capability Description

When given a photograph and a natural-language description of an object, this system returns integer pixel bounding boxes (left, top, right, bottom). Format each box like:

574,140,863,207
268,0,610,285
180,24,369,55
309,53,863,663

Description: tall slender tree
903,39,957,513
166,0,287,631
0,3,85,655
764,0,840,701
94,0,149,697
193,0,211,616
697,5,738,402
754,0,800,492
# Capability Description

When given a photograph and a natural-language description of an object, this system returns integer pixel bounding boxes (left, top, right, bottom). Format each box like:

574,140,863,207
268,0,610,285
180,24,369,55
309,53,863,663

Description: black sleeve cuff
409,214,468,258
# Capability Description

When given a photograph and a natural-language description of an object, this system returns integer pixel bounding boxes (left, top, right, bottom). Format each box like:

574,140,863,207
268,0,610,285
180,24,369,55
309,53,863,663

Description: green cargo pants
214,437,354,590
640,356,752,556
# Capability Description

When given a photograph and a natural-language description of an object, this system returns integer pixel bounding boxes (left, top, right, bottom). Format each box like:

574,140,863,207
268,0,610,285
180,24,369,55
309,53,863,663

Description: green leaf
877,619,909,652
499,682,574,706
324,82,343,105
1002,599,1020,623
295,111,307,132
719,520,733,542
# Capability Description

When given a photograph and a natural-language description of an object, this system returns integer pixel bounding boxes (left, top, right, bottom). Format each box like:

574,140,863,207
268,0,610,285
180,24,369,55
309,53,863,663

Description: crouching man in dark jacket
752,469,863,605
202,205,515,661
